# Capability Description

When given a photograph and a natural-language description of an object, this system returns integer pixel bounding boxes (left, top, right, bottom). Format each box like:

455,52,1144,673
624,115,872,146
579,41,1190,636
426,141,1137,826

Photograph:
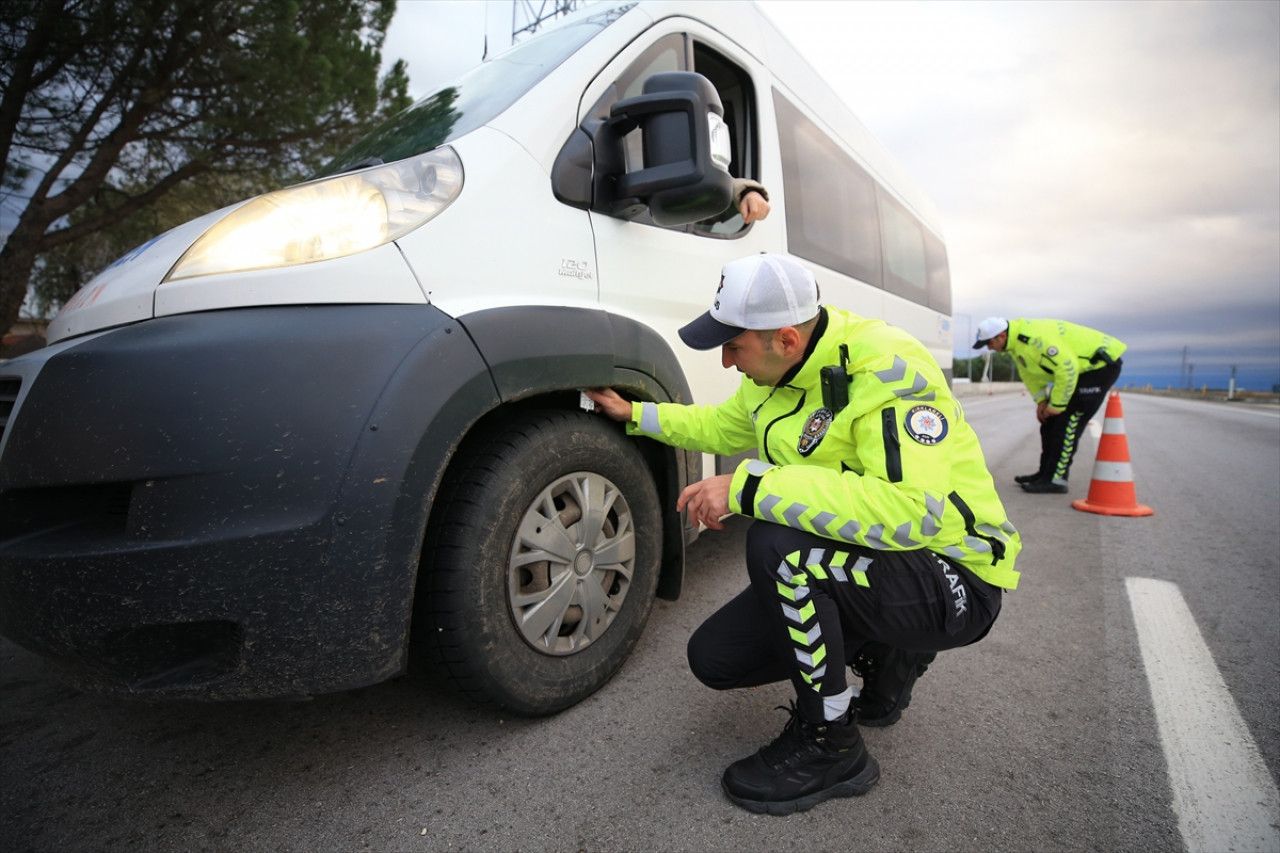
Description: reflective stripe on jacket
627,306,1021,590
1006,318,1127,408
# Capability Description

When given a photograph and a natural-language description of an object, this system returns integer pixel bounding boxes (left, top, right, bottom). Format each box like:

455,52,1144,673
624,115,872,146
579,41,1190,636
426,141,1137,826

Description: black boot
1021,478,1068,494
853,643,936,727
1013,472,1041,484
721,703,879,815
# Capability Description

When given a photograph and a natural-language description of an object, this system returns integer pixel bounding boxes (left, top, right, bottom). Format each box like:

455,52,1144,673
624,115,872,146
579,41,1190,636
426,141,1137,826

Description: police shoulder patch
797,407,834,456
904,405,948,445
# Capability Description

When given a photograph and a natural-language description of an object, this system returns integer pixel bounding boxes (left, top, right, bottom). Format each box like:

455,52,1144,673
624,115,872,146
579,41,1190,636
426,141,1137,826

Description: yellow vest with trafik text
628,306,1021,590
1005,318,1127,409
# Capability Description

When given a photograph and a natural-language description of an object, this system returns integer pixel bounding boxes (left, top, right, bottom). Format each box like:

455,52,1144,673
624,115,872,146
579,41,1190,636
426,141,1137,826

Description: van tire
422,410,661,715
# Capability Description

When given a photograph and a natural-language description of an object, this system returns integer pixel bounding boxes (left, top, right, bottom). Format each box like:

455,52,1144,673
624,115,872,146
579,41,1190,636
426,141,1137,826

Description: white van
0,1,953,713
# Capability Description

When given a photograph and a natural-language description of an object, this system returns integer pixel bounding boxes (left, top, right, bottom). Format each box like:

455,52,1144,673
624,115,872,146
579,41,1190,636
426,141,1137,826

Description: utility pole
1181,345,1189,389
1229,364,1237,400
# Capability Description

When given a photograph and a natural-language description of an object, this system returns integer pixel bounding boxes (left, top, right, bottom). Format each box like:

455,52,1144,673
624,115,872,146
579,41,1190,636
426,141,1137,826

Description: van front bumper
0,305,498,698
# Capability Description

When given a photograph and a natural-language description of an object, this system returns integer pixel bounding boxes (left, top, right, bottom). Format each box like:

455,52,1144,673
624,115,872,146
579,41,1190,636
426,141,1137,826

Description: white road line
1227,408,1280,420
1125,577,1280,852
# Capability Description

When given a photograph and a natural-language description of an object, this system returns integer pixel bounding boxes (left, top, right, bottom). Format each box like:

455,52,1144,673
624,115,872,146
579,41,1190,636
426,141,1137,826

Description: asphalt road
2,392,1277,851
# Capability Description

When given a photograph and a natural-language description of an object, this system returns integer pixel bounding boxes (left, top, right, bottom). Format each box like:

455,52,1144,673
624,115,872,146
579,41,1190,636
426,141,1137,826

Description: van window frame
773,89,884,288
877,186,929,306
687,38,761,241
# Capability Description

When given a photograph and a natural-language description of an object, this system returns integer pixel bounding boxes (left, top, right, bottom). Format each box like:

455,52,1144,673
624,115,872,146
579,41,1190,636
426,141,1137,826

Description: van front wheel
422,410,661,715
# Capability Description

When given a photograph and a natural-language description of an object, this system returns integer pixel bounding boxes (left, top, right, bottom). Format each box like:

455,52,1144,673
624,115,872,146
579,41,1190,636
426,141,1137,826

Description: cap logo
714,274,724,310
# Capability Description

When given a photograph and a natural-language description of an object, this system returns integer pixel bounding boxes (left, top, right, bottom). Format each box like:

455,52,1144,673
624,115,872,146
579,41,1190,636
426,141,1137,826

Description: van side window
924,229,951,313
691,42,758,238
773,91,882,287
878,187,928,305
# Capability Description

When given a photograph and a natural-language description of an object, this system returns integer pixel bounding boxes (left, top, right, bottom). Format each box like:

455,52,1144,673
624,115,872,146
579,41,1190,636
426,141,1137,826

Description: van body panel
590,211,774,407
882,290,952,374
396,127,599,318
0,304,498,697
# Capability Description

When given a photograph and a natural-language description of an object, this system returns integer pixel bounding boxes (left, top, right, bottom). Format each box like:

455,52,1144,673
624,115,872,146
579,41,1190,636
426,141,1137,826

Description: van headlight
166,147,463,281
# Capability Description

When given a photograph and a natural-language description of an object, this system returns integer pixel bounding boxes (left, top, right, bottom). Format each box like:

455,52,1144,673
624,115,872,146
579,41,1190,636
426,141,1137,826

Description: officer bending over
587,254,1022,815
973,317,1127,494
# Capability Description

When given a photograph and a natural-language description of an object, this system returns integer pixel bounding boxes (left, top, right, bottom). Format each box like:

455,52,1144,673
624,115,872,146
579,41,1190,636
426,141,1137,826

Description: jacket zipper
881,408,903,482
762,390,806,464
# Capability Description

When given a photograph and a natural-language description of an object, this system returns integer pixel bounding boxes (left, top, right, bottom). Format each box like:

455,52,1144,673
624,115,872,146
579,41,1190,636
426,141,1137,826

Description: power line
512,1,584,42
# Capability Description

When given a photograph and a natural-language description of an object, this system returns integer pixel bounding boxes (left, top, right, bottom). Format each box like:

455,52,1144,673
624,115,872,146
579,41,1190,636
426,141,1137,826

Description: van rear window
320,4,634,176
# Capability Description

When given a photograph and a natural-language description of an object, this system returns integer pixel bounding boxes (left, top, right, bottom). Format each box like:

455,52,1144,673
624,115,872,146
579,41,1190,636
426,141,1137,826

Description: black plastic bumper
0,305,499,698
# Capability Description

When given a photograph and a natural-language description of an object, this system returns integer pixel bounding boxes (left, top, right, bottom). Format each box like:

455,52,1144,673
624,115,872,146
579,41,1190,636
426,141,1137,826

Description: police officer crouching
587,254,1022,815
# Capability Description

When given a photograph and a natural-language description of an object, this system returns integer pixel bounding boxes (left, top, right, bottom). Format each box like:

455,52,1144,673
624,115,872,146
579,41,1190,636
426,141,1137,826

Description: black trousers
687,521,1002,723
1037,360,1122,481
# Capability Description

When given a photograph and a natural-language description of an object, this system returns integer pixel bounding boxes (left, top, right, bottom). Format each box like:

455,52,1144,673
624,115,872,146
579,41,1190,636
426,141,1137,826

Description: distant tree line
0,0,413,337
953,352,1018,382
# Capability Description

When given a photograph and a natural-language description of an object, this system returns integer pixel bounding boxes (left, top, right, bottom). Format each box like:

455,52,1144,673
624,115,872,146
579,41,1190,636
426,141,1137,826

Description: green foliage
0,0,414,324
953,353,1018,382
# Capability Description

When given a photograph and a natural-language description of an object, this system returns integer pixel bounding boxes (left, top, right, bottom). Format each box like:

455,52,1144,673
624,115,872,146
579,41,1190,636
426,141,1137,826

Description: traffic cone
1072,392,1154,517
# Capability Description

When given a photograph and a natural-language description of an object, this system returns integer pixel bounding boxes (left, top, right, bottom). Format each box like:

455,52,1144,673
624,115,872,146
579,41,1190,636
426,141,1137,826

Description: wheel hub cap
507,471,636,656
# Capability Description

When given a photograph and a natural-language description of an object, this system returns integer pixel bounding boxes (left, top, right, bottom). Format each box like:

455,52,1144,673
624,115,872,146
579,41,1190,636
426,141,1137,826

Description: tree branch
40,159,207,250
0,0,71,185
33,5,195,224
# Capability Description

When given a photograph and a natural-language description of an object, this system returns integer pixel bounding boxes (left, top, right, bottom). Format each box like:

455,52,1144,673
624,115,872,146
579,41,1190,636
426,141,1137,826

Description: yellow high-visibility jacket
629,307,1021,590
1006,319,1127,409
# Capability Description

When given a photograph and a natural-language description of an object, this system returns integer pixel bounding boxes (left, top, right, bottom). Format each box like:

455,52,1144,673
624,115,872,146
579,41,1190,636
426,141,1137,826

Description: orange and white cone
1072,392,1154,517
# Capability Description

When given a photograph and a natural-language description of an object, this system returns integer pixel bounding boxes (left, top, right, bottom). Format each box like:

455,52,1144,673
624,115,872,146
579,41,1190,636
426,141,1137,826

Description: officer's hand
1042,404,1064,419
1035,400,1049,422
677,474,734,531
584,388,632,422
739,191,770,224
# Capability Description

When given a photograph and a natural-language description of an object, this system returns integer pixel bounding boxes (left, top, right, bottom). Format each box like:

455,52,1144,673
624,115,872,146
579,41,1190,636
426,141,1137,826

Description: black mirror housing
604,72,734,226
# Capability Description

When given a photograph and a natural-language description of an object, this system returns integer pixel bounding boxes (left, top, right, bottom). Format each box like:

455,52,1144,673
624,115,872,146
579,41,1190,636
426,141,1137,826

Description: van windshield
320,4,634,176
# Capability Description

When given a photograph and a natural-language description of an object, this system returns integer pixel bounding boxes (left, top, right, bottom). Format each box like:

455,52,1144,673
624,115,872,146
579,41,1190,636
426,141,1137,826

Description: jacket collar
777,306,830,388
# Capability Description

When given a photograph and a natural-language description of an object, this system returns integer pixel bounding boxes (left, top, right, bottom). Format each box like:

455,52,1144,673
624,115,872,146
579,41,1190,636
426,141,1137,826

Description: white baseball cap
678,253,820,350
973,317,1009,349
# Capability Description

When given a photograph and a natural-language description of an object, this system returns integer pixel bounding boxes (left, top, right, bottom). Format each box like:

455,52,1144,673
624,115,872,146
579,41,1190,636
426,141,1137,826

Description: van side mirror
552,72,735,226
605,72,734,225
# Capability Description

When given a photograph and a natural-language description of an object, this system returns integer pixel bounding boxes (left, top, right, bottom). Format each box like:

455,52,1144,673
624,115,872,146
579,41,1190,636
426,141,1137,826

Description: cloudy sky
383,0,1280,389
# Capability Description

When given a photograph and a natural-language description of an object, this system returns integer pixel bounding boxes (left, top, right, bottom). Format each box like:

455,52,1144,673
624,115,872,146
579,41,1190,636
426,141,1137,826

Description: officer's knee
686,628,736,690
